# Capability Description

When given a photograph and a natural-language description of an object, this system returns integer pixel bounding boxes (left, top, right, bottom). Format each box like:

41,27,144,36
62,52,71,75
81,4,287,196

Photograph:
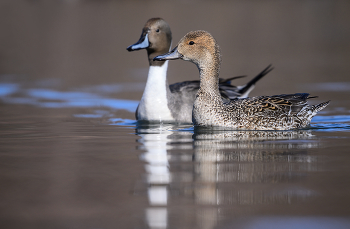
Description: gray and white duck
154,30,329,130
127,18,271,124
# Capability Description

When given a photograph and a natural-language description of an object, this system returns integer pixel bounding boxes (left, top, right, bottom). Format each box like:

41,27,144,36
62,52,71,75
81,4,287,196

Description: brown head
154,30,221,71
126,18,172,66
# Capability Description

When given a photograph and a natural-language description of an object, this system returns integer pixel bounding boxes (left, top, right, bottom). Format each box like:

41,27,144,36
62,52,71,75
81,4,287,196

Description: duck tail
312,100,330,114
238,64,274,97
219,75,246,84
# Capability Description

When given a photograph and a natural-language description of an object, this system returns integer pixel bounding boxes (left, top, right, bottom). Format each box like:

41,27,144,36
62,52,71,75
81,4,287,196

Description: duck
154,30,329,130
127,18,271,124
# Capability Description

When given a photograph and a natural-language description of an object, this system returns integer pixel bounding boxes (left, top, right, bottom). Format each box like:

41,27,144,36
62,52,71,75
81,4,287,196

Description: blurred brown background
1,0,349,104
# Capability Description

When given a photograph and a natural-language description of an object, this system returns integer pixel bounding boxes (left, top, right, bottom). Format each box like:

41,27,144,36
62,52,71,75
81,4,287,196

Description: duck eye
189,41,195,45
156,29,160,32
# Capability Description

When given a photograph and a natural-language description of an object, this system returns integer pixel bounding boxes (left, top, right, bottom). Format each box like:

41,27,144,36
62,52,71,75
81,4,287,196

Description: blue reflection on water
0,83,138,112
27,89,97,100
110,118,137,126
74,114,106,118
1,82,350,132
312,115,350,123
0,83,19,96
311,115,350,132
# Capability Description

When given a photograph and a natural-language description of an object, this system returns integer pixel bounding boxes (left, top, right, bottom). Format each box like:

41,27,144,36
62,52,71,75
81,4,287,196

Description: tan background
1,0,349,106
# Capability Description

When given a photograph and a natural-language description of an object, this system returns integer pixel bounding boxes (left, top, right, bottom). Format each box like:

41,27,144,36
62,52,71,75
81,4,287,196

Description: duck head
154,30,221,69
127,18,172,66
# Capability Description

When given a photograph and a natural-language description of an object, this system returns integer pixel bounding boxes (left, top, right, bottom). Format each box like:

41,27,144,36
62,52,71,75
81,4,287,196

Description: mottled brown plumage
154,30,330,130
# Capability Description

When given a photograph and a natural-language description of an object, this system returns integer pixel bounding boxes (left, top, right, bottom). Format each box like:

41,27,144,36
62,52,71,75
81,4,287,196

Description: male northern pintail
127,18,271,124
154,30,329,130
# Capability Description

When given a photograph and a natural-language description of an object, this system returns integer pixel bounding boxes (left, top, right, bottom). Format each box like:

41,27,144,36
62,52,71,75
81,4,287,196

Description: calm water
0,79,350,229
1,1,350,228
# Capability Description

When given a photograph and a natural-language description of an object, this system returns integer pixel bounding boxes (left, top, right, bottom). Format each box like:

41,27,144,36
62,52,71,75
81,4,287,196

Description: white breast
137,61,174,122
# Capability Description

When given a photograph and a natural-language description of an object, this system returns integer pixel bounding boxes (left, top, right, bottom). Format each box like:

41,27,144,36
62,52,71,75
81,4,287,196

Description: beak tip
153,46,182,61
153,56,162,61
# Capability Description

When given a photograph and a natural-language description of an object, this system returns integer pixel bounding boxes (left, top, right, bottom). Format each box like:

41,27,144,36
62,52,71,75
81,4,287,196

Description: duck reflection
136,123,192,229
135,124,321,229
191,129,319,209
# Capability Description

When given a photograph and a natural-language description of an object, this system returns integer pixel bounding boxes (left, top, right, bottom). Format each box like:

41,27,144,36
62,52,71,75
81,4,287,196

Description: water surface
1,79,350,229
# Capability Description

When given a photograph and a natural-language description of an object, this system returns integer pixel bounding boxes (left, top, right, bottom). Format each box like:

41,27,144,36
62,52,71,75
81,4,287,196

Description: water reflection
135,124,322,229
310,115,350,131
191,129,319,210
0,82,139,112
136,124,192,229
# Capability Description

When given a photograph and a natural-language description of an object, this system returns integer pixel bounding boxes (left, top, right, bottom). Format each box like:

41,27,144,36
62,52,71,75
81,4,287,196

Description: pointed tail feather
219,75,246,84
238,64,274,96
312,100,330,114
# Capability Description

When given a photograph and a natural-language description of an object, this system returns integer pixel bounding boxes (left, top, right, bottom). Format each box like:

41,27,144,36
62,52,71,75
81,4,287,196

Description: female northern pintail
154,30,329,130
127,18,271,124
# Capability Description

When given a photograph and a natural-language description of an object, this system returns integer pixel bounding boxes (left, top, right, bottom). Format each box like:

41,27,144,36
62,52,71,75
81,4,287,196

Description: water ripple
310,115,350,132
0,83,138,112
1,81,349,132
0,83,19,96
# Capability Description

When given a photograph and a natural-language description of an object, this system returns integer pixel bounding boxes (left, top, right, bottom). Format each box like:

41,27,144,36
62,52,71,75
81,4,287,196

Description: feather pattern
154,30,329,130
